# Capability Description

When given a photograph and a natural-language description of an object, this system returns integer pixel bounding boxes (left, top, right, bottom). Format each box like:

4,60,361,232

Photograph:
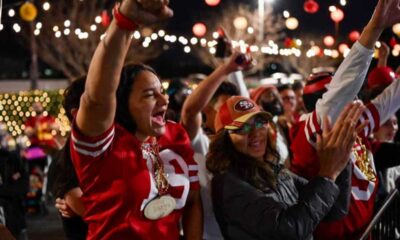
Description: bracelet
113,3,139,31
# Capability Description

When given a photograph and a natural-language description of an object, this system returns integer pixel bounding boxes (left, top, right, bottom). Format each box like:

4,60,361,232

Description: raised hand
224,50,254,73
379,42,390,58
369,0,400,30
119,0,173,25
378,42,390,67
317,102,367,181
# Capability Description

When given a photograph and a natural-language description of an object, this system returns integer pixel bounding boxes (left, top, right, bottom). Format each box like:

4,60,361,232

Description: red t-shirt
290,103,380,240
70,121,199,240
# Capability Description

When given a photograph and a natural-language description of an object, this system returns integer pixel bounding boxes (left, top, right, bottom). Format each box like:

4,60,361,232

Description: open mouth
151,110,166,126
249,139,263,148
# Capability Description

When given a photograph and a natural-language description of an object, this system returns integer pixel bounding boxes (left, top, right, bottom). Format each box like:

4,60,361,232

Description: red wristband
113,3,139,31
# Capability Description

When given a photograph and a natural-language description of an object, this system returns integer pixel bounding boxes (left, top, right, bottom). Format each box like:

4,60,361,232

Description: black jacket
0,148,29,238
212,165,351,240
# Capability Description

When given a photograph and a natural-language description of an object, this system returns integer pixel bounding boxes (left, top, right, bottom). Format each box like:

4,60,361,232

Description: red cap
250,85,277,103
303,72,333,94
367,66,396,90
214,96,272,133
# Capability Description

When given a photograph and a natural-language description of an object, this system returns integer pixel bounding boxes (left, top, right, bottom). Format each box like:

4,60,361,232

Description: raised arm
316,0,400,124
227,71,249,98
76,0,173,137
181,51,252,140
377,42,390,67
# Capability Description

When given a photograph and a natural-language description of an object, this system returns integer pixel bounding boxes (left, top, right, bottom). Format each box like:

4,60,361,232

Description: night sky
0,0,395,79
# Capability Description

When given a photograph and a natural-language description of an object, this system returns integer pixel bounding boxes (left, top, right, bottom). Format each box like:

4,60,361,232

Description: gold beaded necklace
352,137,376,182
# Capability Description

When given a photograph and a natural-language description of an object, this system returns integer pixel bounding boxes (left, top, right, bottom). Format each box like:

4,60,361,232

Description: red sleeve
356,103,380,137
289,112,322,180
70,121,115,159
70,120,115,183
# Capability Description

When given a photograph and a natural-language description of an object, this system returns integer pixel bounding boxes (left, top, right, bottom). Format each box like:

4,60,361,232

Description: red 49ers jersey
70,121,199,240
290,103,380,240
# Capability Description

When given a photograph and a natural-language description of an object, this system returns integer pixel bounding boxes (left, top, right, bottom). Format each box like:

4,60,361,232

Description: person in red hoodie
290,0,400,239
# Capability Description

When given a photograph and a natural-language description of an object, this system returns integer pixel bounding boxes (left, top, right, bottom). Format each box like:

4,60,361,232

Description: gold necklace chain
352,137,376,182
142,139,169,195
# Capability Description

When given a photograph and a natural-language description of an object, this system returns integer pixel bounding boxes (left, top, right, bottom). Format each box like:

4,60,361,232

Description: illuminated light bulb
392,49,399,57
13,23,21,33
190,37,198,45
43,2,51,11
64,20,71,27
212,32,219,39
205,0,221,7
323,35,335,47
304,0,319,14
158,30,165,37
392,23,400,36
329,6,337,12
233,17,248,30
90,24,97,32
8,9,16,17
95,16,102,24
184,46,191,53
283,11,290,18
179,36,188,45
285,17,299,30
331,8,344,23
348,31,360,42
200,38,207,46
170,35,177,43
192,22,207,37
133,31,141,39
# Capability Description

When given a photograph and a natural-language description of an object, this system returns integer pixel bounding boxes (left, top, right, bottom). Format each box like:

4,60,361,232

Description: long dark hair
206,127,280,191
51,76,86,198
116,63,157,134
51,138,77,198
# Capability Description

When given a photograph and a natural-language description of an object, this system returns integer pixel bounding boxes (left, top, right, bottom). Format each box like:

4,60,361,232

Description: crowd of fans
1,0,400,239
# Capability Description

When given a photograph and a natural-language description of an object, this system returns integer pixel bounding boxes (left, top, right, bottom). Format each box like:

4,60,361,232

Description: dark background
0,0,397,79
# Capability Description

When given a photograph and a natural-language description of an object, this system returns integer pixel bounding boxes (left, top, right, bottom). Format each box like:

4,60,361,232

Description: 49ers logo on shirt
140,149,190,211
234,99,255,112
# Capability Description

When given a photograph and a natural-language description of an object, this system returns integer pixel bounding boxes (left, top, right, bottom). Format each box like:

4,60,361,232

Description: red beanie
367,66,396,90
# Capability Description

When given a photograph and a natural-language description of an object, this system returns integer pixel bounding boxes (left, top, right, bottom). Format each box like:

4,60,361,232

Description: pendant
143,195,176,220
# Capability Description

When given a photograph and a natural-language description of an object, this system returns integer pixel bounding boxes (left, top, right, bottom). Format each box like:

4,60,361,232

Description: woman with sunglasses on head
207,96,366,240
